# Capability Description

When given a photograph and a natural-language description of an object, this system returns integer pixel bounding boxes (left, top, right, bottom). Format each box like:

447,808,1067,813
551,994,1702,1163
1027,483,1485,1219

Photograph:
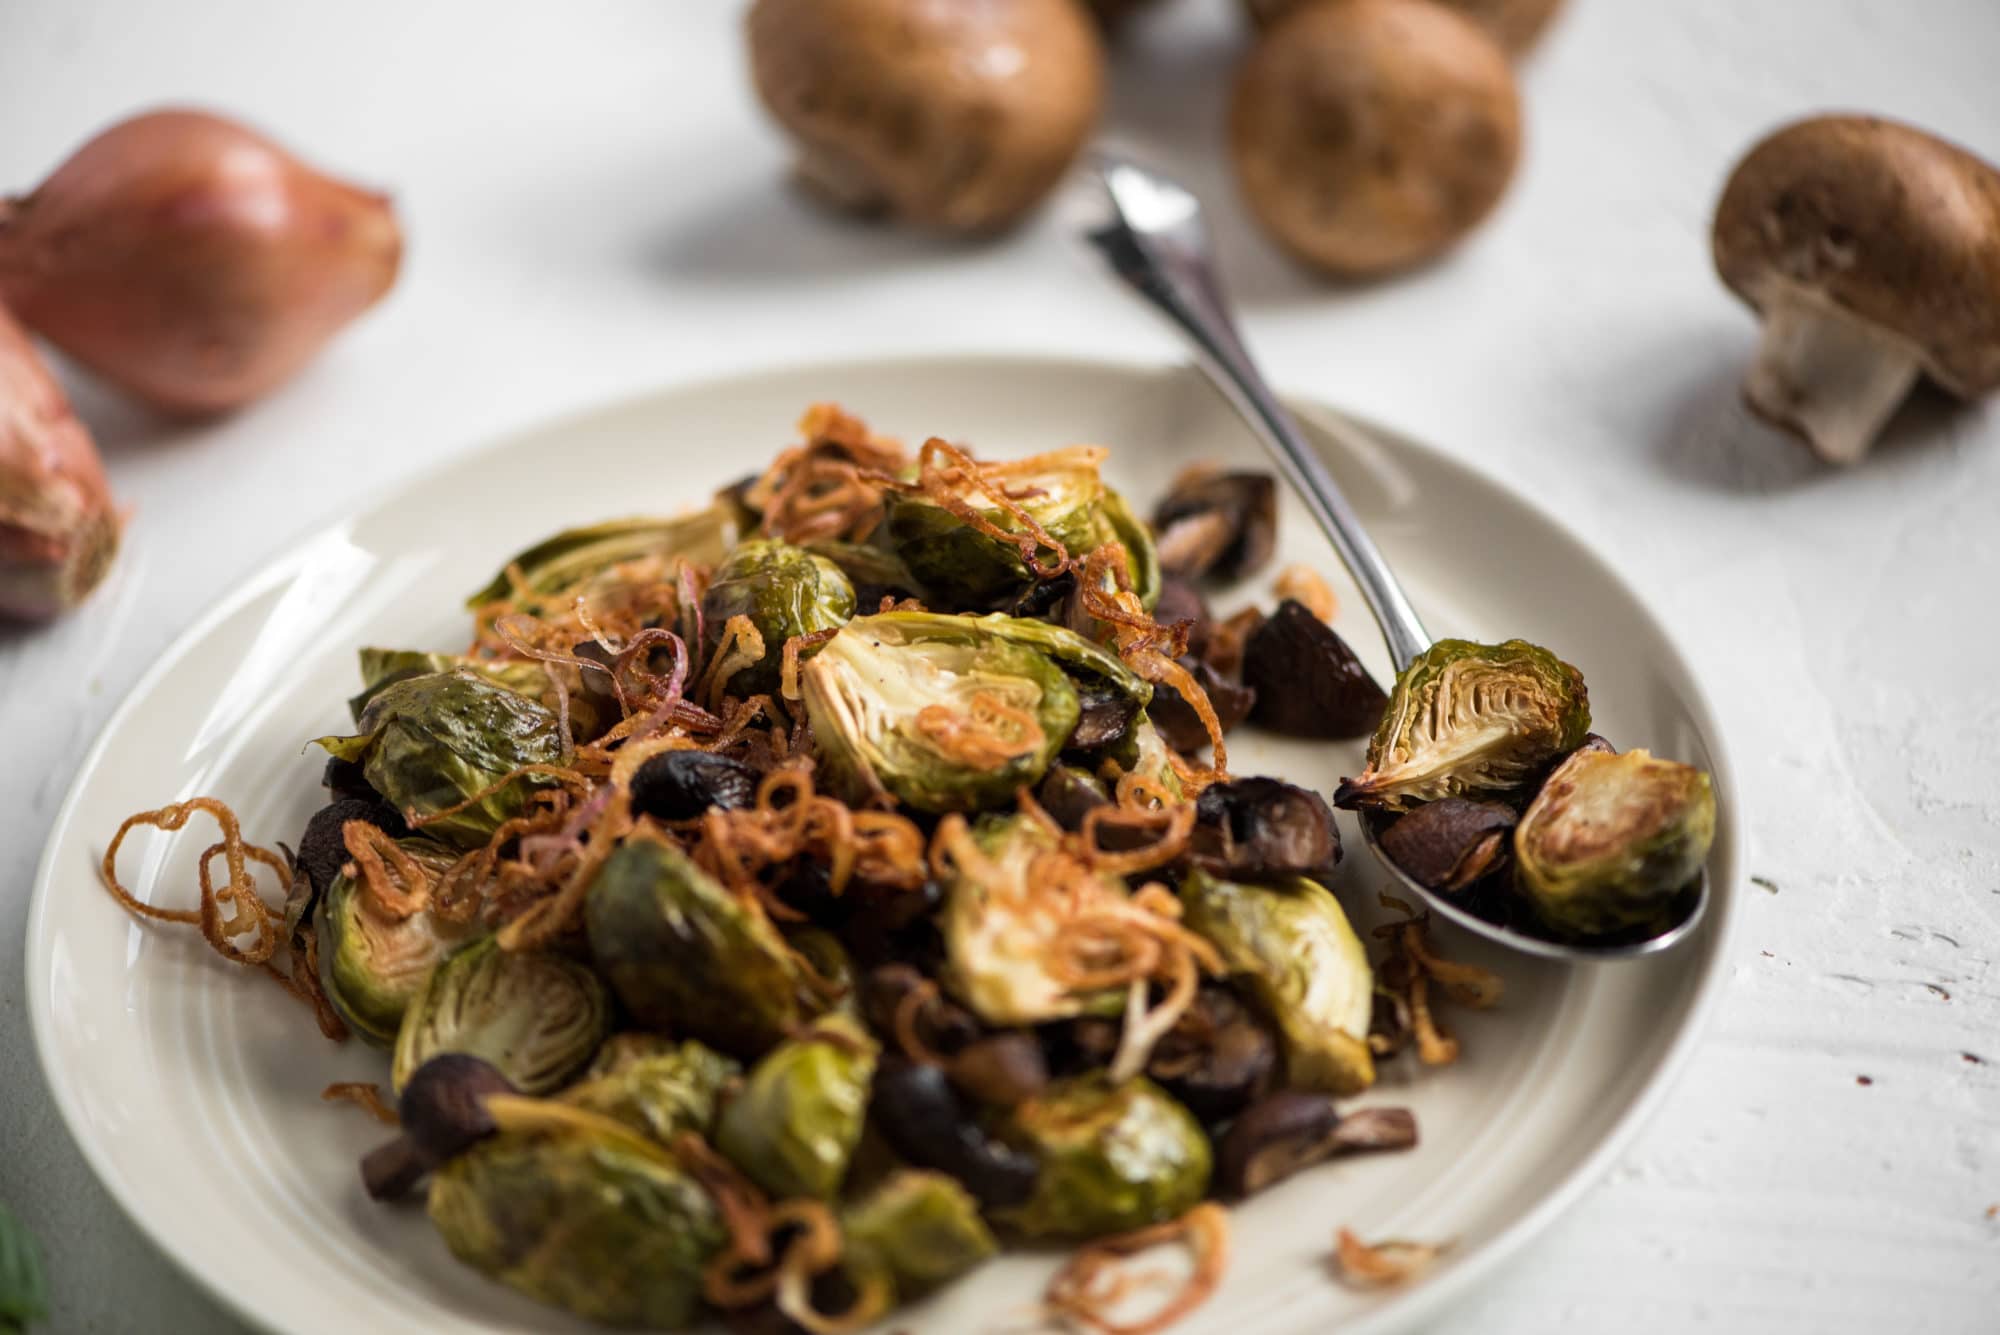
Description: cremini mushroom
1712,115,2000,465
745,0,1104,233
1243,0,1565,55
1230,0,1522,278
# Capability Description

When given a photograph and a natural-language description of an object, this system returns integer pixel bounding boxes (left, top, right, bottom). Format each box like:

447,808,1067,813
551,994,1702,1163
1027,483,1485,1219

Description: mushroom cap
1712,115,2000,397
1229,0,1522,278
1243,0,1565,55
746,0,1104,234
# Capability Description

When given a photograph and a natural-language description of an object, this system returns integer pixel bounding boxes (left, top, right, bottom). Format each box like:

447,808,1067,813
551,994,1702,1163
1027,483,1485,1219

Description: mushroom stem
1743,294,1924,465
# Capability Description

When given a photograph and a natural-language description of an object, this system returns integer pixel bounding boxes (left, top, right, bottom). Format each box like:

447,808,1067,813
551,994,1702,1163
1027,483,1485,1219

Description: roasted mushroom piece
1189,776,1341,881
1336,638,1590,812
1243,600,1388,740
628,749,762,823
390,936,610,1095
1150,656,1256,754
869,1058,1041,1209
1214,1094,1418,1198
746,0,1104,234
1131,984,1279,1125
1713,115,2000,465
1150,470,1277,583
1152,574,1213,657
293,795,405,899
1231,0,1522,277
1378,798,1518,893
360,1053,516,1201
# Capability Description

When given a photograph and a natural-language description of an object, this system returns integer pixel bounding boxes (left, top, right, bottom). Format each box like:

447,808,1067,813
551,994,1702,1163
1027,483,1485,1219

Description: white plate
27,355,1738,1335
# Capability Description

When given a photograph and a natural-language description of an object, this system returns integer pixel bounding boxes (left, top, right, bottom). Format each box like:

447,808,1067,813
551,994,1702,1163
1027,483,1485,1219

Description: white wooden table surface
2,2,1995,1331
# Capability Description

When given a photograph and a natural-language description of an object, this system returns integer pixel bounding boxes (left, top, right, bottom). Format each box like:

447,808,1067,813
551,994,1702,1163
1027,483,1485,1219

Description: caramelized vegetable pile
101,405,1717,1332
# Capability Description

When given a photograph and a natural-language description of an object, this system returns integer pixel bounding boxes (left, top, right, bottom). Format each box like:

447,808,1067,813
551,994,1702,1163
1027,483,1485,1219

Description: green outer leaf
391,936,610,1094
1345,638,1591,811
583,831,818,1058
1179,869,1375,1095
840,1170,997,1298
0,1202,47,1332
560,1040,741,1145
882,465,1105,609
1515,748,1717,938
464,509,735,608
715,1014,878,1200
348,650,596,736
1097,486,1161,613
698,538,856,697
315,839,466,1046
313,671,569,850
997,1075,1211,1241
428,1130,724,1329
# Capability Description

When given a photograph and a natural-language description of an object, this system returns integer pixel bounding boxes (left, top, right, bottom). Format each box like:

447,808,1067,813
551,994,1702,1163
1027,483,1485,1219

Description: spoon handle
1086,153,1432,672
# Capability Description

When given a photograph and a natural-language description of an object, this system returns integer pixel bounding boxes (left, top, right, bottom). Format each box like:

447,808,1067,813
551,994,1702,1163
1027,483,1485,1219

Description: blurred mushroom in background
1242,0,1566,55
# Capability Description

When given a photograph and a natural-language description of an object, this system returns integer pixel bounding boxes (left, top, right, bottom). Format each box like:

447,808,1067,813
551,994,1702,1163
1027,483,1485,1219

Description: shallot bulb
0,305,121,618
0,109,402,415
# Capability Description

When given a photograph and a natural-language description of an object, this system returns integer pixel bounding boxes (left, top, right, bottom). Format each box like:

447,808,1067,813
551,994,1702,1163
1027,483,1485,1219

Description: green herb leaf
0,1202,48,1333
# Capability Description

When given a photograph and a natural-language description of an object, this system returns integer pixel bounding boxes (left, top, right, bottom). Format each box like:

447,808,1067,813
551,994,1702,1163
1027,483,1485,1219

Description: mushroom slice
1712,115,2000,464
1230,0,1522,277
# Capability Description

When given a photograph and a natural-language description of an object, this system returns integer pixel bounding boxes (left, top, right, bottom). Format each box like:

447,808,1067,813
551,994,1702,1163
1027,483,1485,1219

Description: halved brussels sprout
1095,711,1183,797
881,448,1152,608
714,1013,878,1200
801,612,1083,812
939,815,1123,1026
465,508,737,608
699,538,856,697
841,1170,998,1297
349,649,606,742
391,936,610,1094
315,837,468,1045
1515,747,1716,938
1180,869,1375,1095
805,539,924,606
998,1075,1211,1240
1098,487,1162,613
1336,639,1591,812
428,1127,725,1329
315,671,570,849
584,830,823,1057
561,1039,740,1145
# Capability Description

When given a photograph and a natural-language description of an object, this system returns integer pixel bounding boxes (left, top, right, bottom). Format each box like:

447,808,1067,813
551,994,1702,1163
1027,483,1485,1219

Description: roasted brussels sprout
1098,487,1162,612
1515,747,1716,938
351,648,611,744
315,837,466,1045
1243,600,1387,740
715,1013,878,1200
841,1170,998,1297
1180,869,1375,1095
699,538,857,697
801,612,1090,812
584,829,822,1056
561,1039,740,1145
998,1075,1211,1240
315,671,570,849
428,1126,725,1329
881,448,1153,608
805,539,924,607
1335,639,1590,812
1378,797,1517,892
465,508,736,608
391,936,610,1094
939,815,1123,1025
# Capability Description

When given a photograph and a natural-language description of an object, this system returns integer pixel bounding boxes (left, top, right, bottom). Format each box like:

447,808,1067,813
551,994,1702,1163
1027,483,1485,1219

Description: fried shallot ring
1046,1202,1231,1335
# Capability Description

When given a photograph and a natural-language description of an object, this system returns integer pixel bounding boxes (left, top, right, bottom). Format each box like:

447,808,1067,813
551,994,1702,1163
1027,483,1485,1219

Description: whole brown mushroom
1230,0,1523,278
1243,0,1566,55
1712,115,2000,465
746,0,1104,234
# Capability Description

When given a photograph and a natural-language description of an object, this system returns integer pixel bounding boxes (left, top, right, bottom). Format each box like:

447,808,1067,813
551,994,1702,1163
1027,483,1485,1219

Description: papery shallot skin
0,304,120,619
0,109,402,415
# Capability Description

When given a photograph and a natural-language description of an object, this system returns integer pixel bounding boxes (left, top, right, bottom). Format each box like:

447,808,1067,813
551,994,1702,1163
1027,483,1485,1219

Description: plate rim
25,351,1742,1335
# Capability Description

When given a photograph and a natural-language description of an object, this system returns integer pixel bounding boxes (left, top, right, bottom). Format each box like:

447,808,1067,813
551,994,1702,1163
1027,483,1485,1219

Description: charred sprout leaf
561,1040,740,1145
1151,471,1277,582
391,936,610,1094
715,1013,878,1200
940,815,1123,1025
584,830,821,1057
1190,776,1339,881
841,1170,998,1298
628,749,762,823
998,1075,1211,1241
1151,655,1255,754
1180,870,1375,1095
315,838,468,1045
465,508,736,608
1515,748,1716,939
0,1201,47,1334
800,612,1085,813
1336,639,1590,812
1243,600,1387,740
700,538,856,697
1378,798,1517,893
428,1128,725,1329
314,671,569,849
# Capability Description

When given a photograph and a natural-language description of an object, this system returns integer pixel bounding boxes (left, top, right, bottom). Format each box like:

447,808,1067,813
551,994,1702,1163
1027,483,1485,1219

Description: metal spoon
1081,151,1706,962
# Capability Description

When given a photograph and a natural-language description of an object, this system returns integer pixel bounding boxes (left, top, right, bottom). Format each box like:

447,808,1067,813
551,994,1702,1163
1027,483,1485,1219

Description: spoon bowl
1080,150,1709,962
